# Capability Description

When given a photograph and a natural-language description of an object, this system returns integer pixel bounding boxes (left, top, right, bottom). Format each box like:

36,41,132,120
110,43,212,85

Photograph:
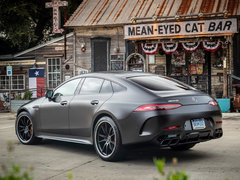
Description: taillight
163,126,179,130
208,101,218,106
134,104,182,112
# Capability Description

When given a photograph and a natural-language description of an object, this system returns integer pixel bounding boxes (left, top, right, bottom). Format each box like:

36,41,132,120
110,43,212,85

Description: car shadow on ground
124,145,212,165
34,140,212,164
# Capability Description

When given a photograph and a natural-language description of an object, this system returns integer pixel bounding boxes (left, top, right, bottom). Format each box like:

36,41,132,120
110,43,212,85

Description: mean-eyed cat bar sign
124,18,237,39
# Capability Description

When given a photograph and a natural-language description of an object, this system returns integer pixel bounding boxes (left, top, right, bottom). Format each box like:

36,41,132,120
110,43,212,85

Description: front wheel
170,143,196,151
16,111,41,145
93,116,124,161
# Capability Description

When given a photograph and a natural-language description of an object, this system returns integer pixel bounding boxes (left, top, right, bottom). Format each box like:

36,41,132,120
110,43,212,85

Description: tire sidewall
16,111,35,145
93,116,122,161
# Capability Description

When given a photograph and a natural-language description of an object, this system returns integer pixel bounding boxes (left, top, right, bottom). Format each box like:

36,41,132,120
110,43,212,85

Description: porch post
222,42,228,98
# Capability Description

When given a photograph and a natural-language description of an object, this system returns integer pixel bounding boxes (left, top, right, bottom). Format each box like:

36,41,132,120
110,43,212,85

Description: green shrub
14,93,22,100
0,164,33,180
0,141,33,180
153,158,188,180
23,91,32,100
67,172,73,180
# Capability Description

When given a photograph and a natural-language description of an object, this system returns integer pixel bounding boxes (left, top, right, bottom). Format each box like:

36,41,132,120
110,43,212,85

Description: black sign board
111,61,123,71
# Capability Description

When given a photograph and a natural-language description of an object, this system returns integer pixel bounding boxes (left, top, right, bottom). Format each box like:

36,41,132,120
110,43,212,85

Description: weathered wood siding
74,26,125,74
15,35,74,90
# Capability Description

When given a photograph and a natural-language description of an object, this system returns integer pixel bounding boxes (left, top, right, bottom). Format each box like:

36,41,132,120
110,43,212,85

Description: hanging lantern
141,43,159,55
161,42,178,54
182,42,200,53
202,41,221,52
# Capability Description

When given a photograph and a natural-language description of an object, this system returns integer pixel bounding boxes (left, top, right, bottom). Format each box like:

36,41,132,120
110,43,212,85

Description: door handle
33,105,39,110
91,100,99,105
60,101,68,106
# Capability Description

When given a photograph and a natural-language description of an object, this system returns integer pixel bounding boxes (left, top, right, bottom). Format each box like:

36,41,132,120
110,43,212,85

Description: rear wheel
170,143,196,151
16,111,40,145
93,116,124,161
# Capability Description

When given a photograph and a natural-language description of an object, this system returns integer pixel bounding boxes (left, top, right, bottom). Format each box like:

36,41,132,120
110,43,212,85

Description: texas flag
29,68,45,98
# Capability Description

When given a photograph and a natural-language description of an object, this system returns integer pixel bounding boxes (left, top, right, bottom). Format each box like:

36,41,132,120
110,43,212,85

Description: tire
93,116,124,161
16,111,41,145
170,143,196,151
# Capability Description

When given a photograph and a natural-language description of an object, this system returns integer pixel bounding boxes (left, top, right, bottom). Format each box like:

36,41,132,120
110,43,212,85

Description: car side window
111,82,126,92
80,78,104,95
53,78,81,97
100,80,113,94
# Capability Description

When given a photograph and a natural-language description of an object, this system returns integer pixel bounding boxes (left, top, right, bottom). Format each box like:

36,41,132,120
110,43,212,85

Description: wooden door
91,38,110,72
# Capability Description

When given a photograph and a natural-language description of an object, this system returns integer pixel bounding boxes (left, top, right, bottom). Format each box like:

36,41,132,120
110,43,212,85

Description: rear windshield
128,76,195,91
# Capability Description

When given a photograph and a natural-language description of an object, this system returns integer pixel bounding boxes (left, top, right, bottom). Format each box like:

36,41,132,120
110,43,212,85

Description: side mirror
45,90,53,99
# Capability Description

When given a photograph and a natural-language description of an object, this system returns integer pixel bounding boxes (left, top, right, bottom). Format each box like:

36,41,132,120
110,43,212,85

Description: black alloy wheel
94,116,123,161
16,112,40,145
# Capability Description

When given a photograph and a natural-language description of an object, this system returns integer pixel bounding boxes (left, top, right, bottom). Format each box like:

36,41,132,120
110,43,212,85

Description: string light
131,17,136,24
223,9,228,17
175,14,180,20
198,11,203,18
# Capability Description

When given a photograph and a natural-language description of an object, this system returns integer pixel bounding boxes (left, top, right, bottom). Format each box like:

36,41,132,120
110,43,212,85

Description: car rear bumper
156,127,223,147
118,104,222,146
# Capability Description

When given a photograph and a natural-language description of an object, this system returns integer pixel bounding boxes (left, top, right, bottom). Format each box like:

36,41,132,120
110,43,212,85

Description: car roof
75,72,157,79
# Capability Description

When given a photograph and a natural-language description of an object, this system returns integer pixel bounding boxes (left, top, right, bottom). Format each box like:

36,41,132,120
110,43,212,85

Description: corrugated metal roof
65,0,240,27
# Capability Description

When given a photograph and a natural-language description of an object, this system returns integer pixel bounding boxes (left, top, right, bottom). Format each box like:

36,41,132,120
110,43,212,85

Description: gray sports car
16,72,223,161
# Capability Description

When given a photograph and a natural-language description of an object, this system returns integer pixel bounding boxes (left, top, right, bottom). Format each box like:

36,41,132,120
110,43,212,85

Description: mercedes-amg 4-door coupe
16,72,223,161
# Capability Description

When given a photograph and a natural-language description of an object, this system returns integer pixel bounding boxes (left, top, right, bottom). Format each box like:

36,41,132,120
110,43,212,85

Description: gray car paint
16,72,222,146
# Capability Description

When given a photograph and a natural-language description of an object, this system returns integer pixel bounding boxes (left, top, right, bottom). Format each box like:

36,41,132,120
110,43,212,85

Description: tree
0,0,82,55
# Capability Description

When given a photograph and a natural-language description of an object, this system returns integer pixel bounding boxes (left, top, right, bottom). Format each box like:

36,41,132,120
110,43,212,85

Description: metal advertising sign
124,18,238,39
6,65,12,76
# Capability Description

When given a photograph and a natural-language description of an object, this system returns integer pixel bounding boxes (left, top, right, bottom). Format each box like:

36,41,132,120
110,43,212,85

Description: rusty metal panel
228,0,240,15
112,0,129,23
178,0,193,15
143,0,155,17
65,0,240,27
104,0,122,24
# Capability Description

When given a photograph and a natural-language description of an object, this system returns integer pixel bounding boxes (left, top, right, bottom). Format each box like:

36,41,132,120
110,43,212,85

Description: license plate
191,118,206,130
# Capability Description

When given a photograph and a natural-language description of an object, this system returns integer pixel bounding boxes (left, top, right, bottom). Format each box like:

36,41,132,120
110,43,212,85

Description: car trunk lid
154,90,213,106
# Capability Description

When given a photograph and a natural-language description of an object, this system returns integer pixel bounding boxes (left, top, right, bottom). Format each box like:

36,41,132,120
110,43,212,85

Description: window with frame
100,80,113,94
80,78,104,95
47,58,61,89
0,75,25,90
53,78,81,97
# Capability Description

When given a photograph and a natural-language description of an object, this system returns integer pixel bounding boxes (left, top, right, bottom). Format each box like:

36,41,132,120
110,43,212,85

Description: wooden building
0,33,74,102
65,0,240,99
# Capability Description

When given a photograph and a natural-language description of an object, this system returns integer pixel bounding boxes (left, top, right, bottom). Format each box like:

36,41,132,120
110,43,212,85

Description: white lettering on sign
124,18,237,39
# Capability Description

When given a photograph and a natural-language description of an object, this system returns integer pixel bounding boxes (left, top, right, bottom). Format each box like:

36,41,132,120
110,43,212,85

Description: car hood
17,97,45,114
